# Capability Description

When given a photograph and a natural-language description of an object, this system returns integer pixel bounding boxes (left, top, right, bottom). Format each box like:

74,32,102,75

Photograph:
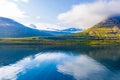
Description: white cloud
13,0,29,3
21,0,29,3
58,0,120,29
34,23,66,31
57,55,110,80
0,0,27,19
0,52,66,80
36,16,41,19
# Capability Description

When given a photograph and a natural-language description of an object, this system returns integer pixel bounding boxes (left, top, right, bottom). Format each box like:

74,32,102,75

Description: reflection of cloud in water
57,55,111,80
0,52,67,80
0,52,119,80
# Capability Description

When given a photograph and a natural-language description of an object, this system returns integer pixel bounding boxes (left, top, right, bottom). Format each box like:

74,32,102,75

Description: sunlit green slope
72,15,120,40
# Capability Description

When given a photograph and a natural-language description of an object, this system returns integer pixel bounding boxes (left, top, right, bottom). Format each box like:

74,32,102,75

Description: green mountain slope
72,15,120,40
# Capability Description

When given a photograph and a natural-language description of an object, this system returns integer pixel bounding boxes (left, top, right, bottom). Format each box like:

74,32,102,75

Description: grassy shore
0,37,120,46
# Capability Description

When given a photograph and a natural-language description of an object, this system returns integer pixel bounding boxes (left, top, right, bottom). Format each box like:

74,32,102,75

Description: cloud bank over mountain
58,0,120,29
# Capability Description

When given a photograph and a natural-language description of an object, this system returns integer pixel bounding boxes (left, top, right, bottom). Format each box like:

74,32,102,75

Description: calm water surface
0,45,120,80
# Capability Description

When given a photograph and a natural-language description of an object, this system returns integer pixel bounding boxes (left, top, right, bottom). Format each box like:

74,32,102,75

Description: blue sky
17,0,96,30
21,0,95,22
0,0,120,30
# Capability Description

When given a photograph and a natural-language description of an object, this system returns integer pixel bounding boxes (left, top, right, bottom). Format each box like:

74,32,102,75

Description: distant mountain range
29,24,82,33
0,17,82,38
61,28,82,33
40,28,82,36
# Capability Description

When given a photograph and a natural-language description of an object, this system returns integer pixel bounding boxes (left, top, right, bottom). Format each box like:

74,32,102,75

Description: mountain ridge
72,15,120,40
93,15,120,28
0,17,53,38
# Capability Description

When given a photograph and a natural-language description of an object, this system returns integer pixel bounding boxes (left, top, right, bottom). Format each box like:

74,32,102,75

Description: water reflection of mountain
0,45,87,66
0,45,120,71
87,46,120,71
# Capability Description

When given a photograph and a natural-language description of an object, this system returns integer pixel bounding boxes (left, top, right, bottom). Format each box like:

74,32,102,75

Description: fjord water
0,45,120,80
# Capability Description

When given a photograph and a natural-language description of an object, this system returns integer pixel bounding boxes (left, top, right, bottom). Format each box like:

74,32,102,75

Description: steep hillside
0,17,52,38
72,15,120,40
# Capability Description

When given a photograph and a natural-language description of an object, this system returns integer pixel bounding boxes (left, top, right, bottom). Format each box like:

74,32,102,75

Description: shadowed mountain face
0,17,53,38
95,15,120,28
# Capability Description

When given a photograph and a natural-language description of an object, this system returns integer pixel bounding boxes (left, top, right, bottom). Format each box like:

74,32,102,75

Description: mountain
45,28,82,36
72,15,120,40
0,17,82,38
29,24,82,33
61,28,82,33
0,17,53,38
29,24,37,28
29,24,82,36
94,15,120,28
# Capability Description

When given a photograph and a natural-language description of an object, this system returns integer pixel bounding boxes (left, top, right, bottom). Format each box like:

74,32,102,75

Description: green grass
0,36,119,46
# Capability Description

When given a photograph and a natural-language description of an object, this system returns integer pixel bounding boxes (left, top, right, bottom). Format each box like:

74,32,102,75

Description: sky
0,0,120,30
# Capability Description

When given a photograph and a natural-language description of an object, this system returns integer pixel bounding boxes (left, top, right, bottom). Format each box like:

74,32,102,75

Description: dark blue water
0,45,120,80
